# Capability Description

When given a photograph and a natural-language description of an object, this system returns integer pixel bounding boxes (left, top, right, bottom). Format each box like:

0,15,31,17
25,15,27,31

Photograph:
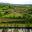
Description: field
0,3,32,28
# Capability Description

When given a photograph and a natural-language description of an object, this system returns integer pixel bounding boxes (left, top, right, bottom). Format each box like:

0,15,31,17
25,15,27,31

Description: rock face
2,29,8,32
0,28,32,32
13,29,19,32
0,29,3,32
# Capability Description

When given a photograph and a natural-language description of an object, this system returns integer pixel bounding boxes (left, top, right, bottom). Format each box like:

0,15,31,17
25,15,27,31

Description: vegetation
0,3,32,27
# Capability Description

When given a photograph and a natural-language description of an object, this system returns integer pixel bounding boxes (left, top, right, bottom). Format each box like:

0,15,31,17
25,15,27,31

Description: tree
28,8,32,14
4,11,9,15
28,8,32,11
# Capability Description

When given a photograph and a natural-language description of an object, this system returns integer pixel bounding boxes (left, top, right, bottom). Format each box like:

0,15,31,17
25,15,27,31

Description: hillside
0,3,32,27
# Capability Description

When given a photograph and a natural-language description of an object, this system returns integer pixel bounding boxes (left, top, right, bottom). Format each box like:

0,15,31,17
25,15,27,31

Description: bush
17,16,21,19
0,12,2,17
23,14,31,19
4,11,9,15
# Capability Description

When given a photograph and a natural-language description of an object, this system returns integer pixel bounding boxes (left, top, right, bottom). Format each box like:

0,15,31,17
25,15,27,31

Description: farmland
0,3,32,27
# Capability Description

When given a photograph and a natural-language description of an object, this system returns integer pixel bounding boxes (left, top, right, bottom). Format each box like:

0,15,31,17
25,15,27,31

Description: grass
2,13,24,18
0,23,32,27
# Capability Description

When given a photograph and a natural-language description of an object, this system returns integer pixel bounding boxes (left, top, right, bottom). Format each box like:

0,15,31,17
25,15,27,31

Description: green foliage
0,3,32,24
4,11,9,15
28,8,32,11
16,16,21,19
0,12,2,17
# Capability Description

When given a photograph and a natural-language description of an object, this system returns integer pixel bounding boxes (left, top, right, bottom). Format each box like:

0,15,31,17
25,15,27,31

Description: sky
0,0,32,4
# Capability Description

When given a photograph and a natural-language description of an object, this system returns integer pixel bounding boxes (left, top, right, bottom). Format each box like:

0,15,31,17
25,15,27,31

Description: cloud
0,0,9,3
10,0,32,4
0,0,32,4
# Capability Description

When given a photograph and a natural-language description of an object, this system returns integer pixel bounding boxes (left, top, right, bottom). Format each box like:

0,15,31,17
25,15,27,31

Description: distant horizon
0,0,32,4
0,2,32,5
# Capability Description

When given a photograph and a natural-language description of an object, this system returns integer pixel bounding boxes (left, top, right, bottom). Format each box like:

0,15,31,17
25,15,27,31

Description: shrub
0,12,2,17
